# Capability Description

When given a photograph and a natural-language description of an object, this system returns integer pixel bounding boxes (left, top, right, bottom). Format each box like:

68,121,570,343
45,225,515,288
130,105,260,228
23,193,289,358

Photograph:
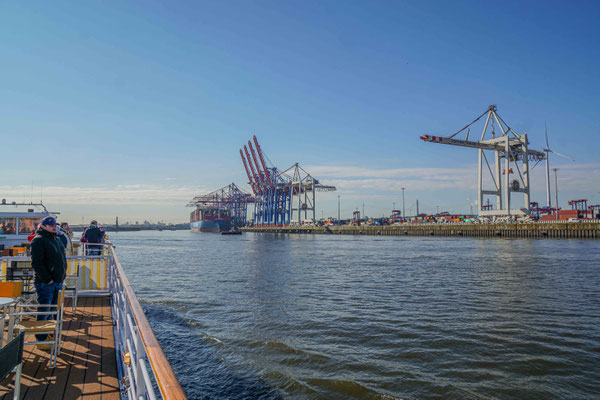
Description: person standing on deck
83,220,104,255
60,222,72,238
57,222,73,255
30,216,67,343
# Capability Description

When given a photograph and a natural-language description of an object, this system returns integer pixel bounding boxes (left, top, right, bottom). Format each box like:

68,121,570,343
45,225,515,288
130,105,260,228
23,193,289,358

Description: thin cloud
1,163,597,214
305,163,600,194
0,184,206,206
305,165,473,179
306,165,476,192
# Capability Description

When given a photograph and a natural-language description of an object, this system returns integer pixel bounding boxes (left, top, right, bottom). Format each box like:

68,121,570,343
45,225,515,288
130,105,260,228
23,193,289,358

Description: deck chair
64,259,80,314
0,282,23,347
7,286,66,367
0,330,25,400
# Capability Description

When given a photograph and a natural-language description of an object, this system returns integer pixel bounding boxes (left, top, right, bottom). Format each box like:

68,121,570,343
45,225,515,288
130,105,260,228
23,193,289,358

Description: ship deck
0,296,119,399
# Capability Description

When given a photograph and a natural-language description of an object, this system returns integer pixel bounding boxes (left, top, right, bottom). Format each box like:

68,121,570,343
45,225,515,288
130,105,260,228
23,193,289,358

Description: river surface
109,231,600,399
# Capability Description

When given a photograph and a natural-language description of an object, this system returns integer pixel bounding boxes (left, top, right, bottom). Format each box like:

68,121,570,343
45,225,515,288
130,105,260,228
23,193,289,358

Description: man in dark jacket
30,216,67,342
83,220,104,255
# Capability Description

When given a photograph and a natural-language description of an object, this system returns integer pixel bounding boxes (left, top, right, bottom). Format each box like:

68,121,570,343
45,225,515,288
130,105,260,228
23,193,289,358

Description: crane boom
420,135,498,150
420,135,545,160
253,136,272,184
240,149,257,195
244,145,262,194
248,141,266,184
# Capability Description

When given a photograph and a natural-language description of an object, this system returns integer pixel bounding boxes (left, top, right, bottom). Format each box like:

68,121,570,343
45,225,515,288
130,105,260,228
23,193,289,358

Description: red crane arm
240,149,257,195
248,141,266,184
253,136,272,183
244,145,263,194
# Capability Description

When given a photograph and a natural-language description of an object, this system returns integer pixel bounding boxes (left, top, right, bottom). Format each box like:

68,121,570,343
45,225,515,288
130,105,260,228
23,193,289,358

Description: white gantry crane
277,163,337,224
420,105,546,217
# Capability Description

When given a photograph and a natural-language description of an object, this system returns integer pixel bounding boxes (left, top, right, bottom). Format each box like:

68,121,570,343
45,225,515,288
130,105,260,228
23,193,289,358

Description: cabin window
18,218,38,234
0,218,17,234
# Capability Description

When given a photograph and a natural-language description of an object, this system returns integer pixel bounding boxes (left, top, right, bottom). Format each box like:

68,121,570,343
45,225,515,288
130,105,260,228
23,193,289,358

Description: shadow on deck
1,296,119,399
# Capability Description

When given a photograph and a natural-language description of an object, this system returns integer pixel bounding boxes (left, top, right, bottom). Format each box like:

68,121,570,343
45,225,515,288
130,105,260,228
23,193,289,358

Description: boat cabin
0,202,57,249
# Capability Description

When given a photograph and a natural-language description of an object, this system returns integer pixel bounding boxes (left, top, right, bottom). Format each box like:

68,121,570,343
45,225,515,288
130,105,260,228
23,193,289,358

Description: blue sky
1,1,599,223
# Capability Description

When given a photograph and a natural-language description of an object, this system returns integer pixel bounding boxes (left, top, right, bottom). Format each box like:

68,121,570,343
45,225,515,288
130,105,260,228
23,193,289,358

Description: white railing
106,245,186,400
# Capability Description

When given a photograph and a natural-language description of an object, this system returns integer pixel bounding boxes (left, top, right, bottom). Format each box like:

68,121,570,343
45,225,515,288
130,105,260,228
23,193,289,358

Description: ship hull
190,219,232,232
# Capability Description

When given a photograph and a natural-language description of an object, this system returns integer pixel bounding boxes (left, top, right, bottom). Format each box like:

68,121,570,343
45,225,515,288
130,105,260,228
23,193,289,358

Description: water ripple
112,231,600,399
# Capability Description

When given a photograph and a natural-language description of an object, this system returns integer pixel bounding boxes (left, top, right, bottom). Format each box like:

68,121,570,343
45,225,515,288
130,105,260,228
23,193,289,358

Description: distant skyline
1,1,599,223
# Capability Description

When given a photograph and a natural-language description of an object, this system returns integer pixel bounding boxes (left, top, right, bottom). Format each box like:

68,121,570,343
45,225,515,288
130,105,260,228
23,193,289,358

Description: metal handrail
107,245,186,399
2,244,188,398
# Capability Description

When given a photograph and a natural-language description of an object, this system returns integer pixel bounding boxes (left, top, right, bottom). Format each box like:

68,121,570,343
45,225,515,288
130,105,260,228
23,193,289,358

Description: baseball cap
41,216,57,226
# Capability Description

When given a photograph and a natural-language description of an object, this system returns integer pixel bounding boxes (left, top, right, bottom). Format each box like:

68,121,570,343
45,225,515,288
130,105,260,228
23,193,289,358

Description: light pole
436,205,439,215
321,210,324,220
393,202,396,213
553,168,559,220
337,195,340,222
401,187,406,221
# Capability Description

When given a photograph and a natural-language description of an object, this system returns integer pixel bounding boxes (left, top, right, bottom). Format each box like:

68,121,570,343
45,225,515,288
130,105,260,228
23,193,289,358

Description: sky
1,0,599,223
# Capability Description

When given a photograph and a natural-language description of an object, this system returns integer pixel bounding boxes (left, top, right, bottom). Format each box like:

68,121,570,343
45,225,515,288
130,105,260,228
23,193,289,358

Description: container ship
190,207,232,232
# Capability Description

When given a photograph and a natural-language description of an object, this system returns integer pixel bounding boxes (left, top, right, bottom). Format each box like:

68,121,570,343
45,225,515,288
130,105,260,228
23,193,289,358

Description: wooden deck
0,296,120,399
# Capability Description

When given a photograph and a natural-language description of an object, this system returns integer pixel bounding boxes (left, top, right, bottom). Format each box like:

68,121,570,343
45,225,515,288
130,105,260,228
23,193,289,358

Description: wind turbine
543,124,574,207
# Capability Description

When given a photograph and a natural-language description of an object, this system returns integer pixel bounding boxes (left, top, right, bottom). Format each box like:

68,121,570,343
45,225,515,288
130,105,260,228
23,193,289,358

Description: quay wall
242,222,600,239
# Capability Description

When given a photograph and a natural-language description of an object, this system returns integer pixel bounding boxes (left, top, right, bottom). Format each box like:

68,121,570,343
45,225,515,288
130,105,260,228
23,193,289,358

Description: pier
243,221,600,239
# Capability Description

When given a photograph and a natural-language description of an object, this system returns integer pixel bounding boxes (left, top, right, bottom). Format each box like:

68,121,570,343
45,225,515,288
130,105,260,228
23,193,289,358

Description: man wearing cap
30,216,67,342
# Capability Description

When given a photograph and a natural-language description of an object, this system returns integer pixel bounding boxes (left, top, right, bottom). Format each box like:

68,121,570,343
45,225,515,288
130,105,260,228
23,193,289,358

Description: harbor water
111,231,600,399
